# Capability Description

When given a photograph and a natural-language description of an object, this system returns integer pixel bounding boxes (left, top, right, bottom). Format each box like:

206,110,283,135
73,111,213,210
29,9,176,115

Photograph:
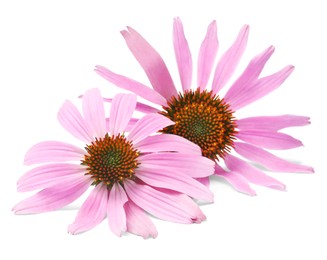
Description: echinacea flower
13,88,214,238
95,18,314,195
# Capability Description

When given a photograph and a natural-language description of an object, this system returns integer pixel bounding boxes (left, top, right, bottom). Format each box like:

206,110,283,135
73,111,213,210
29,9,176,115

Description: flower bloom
13,88,214,238
95,18,314,195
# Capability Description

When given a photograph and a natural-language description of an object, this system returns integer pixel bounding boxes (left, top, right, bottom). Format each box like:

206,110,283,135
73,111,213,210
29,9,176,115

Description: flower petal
109,94,137,136
124,201,158,239
82,88,106,138
95,65,167,106
212,25,249,94
107,183,128,237
134,133,201,155
57,100,93,143
24,141,85,166
127,114,174,144
173,17,192,91
121,27,178,100
68,184,108,235
224,154,286,191
197,21,218,91
234,142,314,173
196,177,210,188
104,97,160,114
236,130,303,150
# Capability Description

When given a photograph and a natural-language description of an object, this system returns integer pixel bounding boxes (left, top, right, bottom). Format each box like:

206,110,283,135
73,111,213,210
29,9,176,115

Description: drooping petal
68,184,108,235
121,27,178,100
234,142,314,173
197,21,218,91
134,133,201,154
224,154,286,191
127,114,174,144
212,25,249,94
173,17,193,91
124,200,158,239
236,130,303,150
124,180,205,223
237,115,311,131
82,88,106,138
13,175,91,214
196,177,210,188
57,100,93,143
107,183,128,237
95,66,167,106
104,97,160,114
24,141,86,166
109,94,137,136
137,153,214,178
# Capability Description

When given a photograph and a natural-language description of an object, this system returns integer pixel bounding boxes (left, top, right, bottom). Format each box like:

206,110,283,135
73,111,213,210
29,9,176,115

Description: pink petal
107,183,128,237
134,133,201,155
224,154,286,191
136,168,214,202
13,175,91,214
229,65,294,110
236,130,303,150
138,152,214,178
57,100,93,143
82,88,106,138
214,163,256,196
95,65,167,106
104,97,160,114
173,17,193,91
124,201,158,239
109,94,137,136
127,113,174,144
196,177,210,188
197,21,218,91
68,184,108,234
234,142,314,173
106,117,138,133
124,180,205,223
121,27,178,100
24,141,86,166
212,25,249,94
237,115,310,131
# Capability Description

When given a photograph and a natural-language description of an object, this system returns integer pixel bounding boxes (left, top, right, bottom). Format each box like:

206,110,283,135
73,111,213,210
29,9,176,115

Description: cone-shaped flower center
81,134,139,187
161,89,237,160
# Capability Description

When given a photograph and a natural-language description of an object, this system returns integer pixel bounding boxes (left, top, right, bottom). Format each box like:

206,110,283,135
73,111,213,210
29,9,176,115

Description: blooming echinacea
95,18,314,195
13,88,214,238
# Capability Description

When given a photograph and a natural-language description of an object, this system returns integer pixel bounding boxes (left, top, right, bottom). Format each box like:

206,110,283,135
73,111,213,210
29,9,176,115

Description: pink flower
13,88,214,238
95,18,314,196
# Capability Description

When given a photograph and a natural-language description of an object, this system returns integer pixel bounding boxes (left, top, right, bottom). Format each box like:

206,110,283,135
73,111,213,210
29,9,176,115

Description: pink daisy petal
237,115,311,131
234,142,314,173
196,177,210,188
109,93,137,136
13,175,91,214
106,117,138,133
212,25,249,94
127,114,174,144
104,97,160,114
107,183,128,237
134,133,201,155
173,17,193,91
236,130,303,150
57,100,93,143
197,20,218,91
224,154,286,191
68,184,108,235
124,201,158,239
121,27,178,100
95,65,167,106
138,153,214,178
24,141,86,166
82,88,106,138
135,168,214,202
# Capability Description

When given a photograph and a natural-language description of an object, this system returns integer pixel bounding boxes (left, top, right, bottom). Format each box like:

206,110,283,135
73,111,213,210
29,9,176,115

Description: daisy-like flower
95,18,314,195
13,88,214,238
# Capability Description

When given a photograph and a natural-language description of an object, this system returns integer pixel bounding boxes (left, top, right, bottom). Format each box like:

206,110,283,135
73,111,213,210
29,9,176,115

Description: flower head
95,18,314,196
13,88,214,238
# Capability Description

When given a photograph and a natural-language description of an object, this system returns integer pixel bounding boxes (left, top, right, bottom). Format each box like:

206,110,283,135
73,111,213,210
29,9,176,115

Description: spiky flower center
81,134,139,187
160,89,237,160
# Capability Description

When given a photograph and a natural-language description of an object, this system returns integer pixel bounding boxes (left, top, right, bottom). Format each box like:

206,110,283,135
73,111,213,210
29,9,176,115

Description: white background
0,0,326,259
